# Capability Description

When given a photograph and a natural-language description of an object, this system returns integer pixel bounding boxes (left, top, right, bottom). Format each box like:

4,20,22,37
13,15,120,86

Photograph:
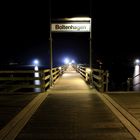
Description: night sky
0,1,140,89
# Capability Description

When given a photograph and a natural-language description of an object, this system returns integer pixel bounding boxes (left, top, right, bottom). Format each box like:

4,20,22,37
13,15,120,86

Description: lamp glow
64,58,70,64
133,59,140,91
71,60,75,64
135,59,140,65
33,59,39,66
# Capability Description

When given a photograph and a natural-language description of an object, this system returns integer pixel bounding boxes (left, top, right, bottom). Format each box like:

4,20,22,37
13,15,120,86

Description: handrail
133,73,140,79
75,64,109,92
0,65,67,93
127,73,140,91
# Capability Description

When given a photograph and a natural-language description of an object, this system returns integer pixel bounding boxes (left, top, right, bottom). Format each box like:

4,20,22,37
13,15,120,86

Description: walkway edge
96,92,140,140
103,94,140,131
0,92,48,140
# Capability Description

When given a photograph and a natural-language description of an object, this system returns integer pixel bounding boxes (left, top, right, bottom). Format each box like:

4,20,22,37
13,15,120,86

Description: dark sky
0,0,140,70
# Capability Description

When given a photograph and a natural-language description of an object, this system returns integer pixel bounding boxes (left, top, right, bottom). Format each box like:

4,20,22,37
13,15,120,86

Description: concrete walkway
14,65,134,140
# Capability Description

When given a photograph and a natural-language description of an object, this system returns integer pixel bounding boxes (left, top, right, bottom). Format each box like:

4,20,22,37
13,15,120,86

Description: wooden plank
97,92,140,140
0,92,49,140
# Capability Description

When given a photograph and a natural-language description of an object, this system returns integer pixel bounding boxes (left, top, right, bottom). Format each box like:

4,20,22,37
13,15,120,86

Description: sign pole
89,18,93,86
90,18,92,71
49,1,53,87
50,30,53,87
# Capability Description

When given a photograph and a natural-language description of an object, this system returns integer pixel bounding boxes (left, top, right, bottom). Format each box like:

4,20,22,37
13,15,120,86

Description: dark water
107,65,139,91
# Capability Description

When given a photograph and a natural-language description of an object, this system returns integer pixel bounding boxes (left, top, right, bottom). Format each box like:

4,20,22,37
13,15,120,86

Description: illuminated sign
51,23,91,32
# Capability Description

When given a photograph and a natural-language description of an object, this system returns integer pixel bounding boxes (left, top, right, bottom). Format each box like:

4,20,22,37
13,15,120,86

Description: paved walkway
14,65,134,140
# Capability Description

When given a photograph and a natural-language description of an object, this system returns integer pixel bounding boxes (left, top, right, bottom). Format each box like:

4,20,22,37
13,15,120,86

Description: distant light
34,66,39,71
71,60,75,64
135,59,140,65
64,58,70,64
33,59,39,66
133,64,140,91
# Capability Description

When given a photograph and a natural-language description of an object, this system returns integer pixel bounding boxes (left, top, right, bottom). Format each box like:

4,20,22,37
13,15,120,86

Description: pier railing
75,64,109,92
0,64,109,93
0,65,67,93
127,73,140,91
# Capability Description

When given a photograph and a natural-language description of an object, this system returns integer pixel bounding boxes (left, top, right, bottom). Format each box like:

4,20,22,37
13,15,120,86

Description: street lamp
135,59,140,65
64,58,70,64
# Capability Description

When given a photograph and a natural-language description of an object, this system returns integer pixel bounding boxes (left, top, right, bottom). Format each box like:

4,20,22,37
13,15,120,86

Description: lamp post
50,23,53,87
89,18,92,72
49,0,53,87
89,18,93,86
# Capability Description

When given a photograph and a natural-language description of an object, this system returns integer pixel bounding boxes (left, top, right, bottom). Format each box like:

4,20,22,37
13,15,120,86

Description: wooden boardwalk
0,65,139,140
108,92,140,122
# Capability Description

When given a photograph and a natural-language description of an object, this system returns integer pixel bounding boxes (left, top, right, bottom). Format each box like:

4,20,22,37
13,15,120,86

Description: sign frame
50,17,92,85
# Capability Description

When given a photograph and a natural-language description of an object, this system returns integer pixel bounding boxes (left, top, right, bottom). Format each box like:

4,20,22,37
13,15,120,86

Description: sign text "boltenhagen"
51,23,90,32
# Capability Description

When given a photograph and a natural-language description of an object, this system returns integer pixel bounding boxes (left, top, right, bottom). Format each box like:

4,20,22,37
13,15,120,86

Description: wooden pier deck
0,65,139,140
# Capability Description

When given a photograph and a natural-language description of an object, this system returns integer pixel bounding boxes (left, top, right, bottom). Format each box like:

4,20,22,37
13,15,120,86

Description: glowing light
32,59,40,92
33,59,39,66
133,64,140,91
34,66,39,71
71,60,75,64
135,59,140,65
34,70,41,92
34,65,40,92
64,58,70,64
